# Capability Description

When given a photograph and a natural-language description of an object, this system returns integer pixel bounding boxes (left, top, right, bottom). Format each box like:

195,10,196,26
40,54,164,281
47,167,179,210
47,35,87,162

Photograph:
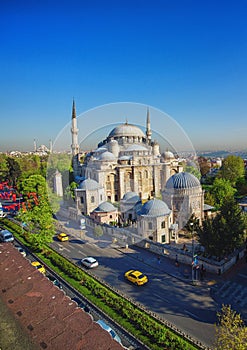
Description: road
51,230,218,349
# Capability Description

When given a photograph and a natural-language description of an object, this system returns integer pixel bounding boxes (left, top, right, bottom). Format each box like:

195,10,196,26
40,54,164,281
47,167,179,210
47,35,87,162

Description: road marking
238,273,247,279
152,293,169,303
184,309,200,320
61,246,70,252
78,250,86,256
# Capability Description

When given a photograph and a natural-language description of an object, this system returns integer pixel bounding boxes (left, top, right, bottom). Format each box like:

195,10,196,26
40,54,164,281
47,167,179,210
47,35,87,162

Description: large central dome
108,122,145,138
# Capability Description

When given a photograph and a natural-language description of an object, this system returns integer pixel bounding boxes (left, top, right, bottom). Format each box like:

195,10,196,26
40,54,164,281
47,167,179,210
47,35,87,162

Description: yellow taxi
57,233,69,242
31,261,46,274
124,270,148,286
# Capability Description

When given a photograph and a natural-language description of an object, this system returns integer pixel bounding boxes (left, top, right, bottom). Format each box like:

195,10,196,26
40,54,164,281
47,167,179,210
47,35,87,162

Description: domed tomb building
71,102,183,204
162,172,204,229
136,198,172,243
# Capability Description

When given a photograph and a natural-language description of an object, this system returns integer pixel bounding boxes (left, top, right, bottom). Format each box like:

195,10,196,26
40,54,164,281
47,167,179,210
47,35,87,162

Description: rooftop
0,243,123,350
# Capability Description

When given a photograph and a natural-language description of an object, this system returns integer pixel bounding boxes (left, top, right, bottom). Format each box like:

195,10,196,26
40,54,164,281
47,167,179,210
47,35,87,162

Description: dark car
71,297,91,314
47,274,63,289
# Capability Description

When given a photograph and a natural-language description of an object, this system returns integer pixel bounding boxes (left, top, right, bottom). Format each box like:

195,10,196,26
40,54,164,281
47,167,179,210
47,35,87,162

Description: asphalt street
55,216,247,348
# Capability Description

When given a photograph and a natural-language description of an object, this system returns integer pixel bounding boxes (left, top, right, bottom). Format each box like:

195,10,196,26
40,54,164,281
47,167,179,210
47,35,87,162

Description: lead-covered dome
108,122,145,138
98,151,116,161
138,198,171,217
122,191,141,203
166,172,200,189
93,201,117,212
78,178,101,190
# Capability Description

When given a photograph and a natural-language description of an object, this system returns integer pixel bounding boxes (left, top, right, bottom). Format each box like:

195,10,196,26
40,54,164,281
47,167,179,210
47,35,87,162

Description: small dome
166,172,201,189
163,150,175,159
122,191,141,203
98,151,116,161
93,201,117,212
78,178,101,190
108,123,145,138
138,199,171,217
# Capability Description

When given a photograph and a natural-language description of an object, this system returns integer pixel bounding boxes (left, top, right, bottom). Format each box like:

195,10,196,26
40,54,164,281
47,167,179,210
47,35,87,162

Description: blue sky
1,0,246,152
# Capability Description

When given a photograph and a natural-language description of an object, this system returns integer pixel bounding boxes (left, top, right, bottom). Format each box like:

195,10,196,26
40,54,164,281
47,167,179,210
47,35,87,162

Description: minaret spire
71,99,79,156
72,98,76,119
146,107,152,144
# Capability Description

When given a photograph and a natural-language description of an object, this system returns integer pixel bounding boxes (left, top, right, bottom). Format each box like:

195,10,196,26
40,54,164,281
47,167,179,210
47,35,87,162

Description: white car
81,257,98,268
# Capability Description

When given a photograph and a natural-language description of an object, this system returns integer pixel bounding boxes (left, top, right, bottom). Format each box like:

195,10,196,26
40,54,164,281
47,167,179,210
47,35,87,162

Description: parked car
124,270,148,286
96,319,122,344
70,297,91,314
0,229,14,243
31,261,46,274
57,232,69,242
47,274,63,289
81,257,98,268
15,245,27,257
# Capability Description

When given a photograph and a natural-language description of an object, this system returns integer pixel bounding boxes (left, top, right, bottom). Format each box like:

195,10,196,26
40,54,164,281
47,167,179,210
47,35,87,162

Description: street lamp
190,222,195,282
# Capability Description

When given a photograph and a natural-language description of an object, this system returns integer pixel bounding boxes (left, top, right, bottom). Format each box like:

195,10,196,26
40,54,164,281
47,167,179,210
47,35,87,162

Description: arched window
91,196,95,203
161,221,165,229
148,222,152,230
145,170,148,178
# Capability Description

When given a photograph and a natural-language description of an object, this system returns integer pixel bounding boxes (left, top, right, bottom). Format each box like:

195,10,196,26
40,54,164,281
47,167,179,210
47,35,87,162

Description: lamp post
190,222,195,282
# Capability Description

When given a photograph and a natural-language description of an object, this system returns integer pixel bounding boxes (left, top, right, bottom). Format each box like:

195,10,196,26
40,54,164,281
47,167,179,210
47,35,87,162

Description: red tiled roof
0,243,123,349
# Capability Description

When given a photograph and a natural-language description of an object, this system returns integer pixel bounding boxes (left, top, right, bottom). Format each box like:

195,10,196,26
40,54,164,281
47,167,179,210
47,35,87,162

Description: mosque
70,101,204,243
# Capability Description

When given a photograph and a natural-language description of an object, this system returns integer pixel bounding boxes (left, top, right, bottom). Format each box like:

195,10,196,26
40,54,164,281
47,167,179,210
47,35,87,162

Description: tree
94,225,104,238
198,156,211,176
218,155,245,186
198,198,247,259
184,165,201,180
184,214,200,234
210,178,236,210
215,304,247,350
6,157,21,187
0,154,8,182
18,174,55,250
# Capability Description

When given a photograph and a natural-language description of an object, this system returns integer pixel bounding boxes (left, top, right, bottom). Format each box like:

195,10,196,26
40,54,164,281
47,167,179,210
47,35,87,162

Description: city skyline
1,1,246,152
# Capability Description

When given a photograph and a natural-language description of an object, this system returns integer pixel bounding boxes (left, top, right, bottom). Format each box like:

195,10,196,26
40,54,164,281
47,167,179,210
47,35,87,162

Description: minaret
71,99,79,156
146,107,152,144
34,139,37,152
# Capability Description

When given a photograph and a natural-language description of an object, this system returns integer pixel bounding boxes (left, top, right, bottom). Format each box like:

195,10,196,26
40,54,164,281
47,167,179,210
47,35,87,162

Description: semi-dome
93,201,117,212
138,198,171,217
166,172,201,189
98,151,116,161
125,144,147,152
78,178,101,190
108,122,145,138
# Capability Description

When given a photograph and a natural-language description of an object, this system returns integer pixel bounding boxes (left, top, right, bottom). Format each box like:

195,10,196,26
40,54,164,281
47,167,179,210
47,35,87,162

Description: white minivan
0,229,14,243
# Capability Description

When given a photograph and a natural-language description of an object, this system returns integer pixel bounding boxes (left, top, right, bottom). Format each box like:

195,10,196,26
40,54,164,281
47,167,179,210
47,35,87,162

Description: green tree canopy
18,174,55,250
215,304,247,350
6,157,22,187
198,198,247,258
210,178,236,210
218,155,245,186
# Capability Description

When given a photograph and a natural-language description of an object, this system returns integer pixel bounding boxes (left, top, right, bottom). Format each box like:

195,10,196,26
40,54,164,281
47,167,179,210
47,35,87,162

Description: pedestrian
157,256,161,264
175,254,179,267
